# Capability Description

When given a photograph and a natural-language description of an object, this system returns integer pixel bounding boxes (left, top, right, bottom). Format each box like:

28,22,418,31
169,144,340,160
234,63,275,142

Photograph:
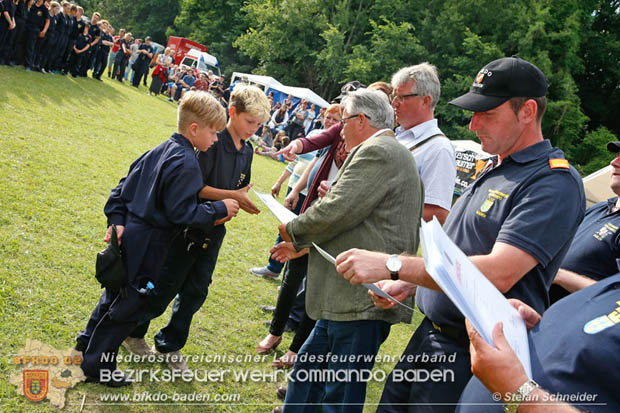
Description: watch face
386,255,402,272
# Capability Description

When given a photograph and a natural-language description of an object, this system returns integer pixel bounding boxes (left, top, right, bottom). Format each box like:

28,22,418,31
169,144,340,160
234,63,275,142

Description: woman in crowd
149,46,173,95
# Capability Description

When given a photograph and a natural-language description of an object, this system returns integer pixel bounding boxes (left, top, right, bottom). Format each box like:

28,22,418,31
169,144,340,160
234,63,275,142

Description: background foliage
81,0,619,173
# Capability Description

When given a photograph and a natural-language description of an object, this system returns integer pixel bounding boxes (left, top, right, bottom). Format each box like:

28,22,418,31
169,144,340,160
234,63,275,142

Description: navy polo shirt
457,274,620,412
88,23,100,46
196,128,253,196
416,140,585,328
104,133,228,231
136,43,153,65
562,197,620,279
26,2,49,30
75,33,90,51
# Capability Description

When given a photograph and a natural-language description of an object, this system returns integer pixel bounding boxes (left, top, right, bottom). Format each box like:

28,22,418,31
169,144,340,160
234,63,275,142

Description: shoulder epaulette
549,158,569,170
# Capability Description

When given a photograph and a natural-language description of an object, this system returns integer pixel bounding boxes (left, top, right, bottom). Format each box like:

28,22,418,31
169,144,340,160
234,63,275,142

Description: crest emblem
475,73,485,84
584,315,615,335
23,370,49,402
480,198,494,213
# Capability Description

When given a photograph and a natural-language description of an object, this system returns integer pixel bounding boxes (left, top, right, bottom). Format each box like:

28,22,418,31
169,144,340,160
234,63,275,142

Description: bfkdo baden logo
23,370,49,402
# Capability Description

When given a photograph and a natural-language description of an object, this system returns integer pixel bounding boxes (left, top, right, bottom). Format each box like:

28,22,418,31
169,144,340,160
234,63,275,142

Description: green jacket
287,130,424,324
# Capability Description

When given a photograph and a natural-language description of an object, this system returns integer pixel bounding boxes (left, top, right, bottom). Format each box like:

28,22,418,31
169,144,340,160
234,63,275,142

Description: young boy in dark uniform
50,0,68,73
131,35,153,88
23,0,49,71
69,21,89,77
92,20,112,80
0,0,16,64
121,85,270,371
61,4,77,74
3,0,27,66
82,11,100,77
40,1,60,73
78,91,240,386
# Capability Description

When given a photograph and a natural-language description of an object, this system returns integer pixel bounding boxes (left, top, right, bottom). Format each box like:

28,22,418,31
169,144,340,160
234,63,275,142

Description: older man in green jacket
277,89,424,412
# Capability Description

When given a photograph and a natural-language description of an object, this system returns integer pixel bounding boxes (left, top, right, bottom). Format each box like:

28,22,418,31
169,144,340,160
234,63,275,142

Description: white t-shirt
396,119,456,211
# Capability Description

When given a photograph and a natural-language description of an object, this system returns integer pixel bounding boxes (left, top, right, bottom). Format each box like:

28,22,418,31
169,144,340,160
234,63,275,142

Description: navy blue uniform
457,273,620,412
51,11,68,71
69,31,89,77
2,0,26,65
93,31,111,79
0,0,14,56
61,15,77,72
23,2,48,70
378,140,586,413
40,13,58,71
550,197,620,303
113,38,128,81
131,42,153,87
79,133,228,378
128,128,253,353
82,22,99,76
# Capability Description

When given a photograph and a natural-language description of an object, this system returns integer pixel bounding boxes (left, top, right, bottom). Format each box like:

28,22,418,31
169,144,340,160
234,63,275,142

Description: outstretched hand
235,183,261,214
274,140,303,162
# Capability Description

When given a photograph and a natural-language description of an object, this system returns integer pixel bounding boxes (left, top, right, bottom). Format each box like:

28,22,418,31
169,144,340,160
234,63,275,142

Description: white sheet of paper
420,218,532,377
312,243,415,312
252,188,298,224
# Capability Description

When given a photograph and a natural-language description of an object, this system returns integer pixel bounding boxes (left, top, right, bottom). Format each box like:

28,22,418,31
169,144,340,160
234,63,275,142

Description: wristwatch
503,379,539,413
386,254,402,281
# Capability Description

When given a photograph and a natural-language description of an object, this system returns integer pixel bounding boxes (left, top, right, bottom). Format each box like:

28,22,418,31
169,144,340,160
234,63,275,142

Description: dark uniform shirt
104,132,227,287
88,22,99,46
417,140,585,328
0,0,15,29
550,197,620,302
15,0,27,21
47,13,58,36
55,11,66,35
99,32,112,54
72,17,84,40
75,32,90,51
196,128,253,197
26,2,49,30
136,43,153,65
457,273,620,412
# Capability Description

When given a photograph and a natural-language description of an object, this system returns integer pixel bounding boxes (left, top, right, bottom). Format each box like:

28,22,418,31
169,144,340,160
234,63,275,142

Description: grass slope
0,66,423,412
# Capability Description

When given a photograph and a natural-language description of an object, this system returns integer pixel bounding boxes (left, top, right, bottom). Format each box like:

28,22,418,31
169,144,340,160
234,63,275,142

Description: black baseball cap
449,56,548,112
607,142,620,153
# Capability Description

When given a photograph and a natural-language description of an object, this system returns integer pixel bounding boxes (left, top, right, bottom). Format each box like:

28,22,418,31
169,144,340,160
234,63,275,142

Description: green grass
0,66,422,412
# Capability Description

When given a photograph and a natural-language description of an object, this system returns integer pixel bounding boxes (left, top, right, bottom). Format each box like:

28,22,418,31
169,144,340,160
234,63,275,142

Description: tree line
81,0,619,175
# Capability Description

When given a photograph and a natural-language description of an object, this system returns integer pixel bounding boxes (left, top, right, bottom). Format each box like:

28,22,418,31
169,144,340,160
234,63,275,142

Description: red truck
166,36,207,66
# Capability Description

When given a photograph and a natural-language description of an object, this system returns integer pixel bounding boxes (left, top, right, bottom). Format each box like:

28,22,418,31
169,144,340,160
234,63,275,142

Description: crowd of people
9,8,612,406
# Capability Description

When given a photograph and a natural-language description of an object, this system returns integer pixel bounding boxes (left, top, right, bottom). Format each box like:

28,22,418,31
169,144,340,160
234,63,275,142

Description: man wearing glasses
278,89,424,412
391,63,456,225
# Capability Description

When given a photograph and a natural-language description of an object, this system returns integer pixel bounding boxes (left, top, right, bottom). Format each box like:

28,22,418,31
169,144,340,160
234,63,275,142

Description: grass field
0,66,423,412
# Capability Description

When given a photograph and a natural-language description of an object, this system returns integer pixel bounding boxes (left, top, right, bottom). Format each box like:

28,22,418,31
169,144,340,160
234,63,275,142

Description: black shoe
8,61,16,67
85,372,131,388
74,340,87,353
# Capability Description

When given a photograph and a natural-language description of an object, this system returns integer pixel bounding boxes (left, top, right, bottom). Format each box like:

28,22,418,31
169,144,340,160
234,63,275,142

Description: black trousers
41,33,58,70
69,51,86,76
80,225,171,377
93,49,108,78
52,33,68,71
113,55,127,81
130,227,226,353
3,17,26,64
62,38,75,72
24,26,44,68
132,62,149,87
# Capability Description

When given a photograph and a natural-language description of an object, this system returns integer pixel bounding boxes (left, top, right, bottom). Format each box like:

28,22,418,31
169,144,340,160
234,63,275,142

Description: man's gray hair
391,62,441,110
342,89,394,130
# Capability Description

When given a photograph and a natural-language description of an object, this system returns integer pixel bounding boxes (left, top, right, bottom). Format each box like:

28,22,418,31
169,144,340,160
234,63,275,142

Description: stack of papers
420,218,532,377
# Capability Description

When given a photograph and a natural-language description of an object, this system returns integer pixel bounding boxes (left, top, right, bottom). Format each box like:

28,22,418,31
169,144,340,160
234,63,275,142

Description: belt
430,320,469,346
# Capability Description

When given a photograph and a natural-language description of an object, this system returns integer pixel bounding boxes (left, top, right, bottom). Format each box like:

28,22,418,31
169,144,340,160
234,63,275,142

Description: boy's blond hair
229,85,270,122
178,91,227,132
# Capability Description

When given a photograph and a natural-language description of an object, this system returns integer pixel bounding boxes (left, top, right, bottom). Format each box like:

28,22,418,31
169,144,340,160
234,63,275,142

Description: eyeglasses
339,113,371,126
390,93,420,103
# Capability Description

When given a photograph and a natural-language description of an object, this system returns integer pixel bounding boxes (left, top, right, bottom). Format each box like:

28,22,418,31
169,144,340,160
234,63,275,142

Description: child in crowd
77,91,239,386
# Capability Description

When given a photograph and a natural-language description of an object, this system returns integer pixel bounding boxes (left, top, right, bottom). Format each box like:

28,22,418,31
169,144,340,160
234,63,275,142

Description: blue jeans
283,319,391,413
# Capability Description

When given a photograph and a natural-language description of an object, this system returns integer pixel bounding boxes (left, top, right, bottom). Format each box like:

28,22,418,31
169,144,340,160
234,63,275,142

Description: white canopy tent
230,72,285,93
230,72,330,108
583,165,614,207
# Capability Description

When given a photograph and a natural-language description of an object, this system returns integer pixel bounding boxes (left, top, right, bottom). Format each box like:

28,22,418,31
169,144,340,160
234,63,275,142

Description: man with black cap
549,142,620,303
333,56,586,412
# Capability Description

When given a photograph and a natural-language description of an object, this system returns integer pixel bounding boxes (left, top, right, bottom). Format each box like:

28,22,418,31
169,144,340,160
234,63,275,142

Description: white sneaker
121,337,153,356
250,266,280,280
153,347,189,372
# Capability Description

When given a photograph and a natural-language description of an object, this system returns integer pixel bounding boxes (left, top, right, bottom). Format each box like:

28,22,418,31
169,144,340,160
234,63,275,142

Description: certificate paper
420,218,532,377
